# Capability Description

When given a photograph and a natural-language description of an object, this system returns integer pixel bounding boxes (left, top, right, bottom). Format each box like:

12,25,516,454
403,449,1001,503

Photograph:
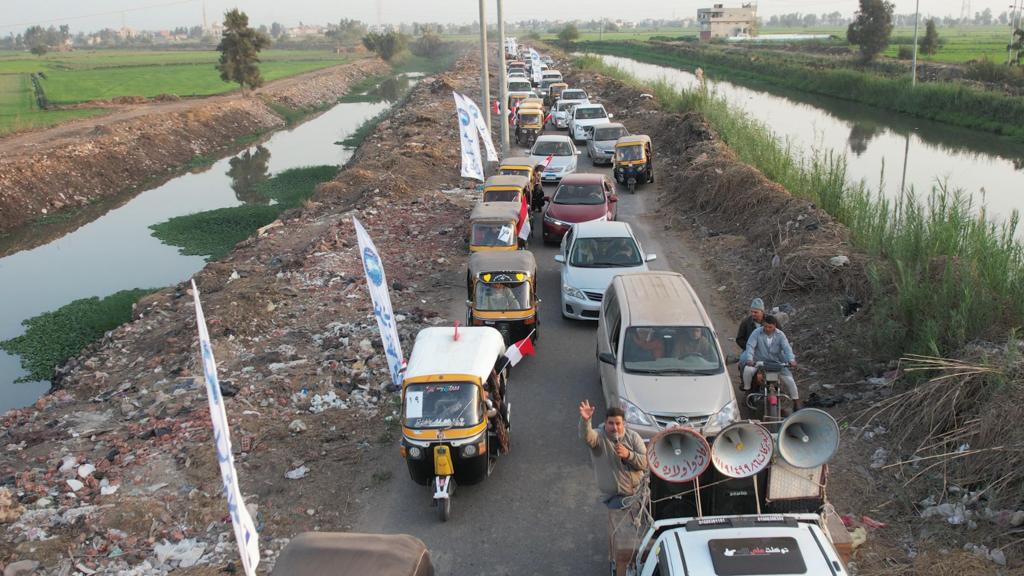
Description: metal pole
496,0,509,155
911,0,920,86
478,0,492,135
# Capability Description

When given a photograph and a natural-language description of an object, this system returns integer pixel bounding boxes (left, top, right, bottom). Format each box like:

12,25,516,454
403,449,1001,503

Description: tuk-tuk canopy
616,134,651,148
404,326,506,383
499,156,534,170
520,98,544,110
470,201,521,222
270,532,434,576
468,250,537,279
548,82,568,93
483,174,530,191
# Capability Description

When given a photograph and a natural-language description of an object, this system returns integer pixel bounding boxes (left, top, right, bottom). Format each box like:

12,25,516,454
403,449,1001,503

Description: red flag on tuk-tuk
505,334,536,367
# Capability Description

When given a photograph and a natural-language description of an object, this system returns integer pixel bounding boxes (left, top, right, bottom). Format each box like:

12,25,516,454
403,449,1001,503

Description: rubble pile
0,54,481,573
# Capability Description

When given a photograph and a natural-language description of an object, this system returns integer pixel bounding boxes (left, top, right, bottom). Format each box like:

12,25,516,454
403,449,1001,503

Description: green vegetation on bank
580,41,1024,143
575,54,1024,355
0,73,106,135
0,288,158,382
151,165,337,260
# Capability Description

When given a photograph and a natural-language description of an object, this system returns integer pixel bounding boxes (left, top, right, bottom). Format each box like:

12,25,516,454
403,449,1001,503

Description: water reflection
227,146,272,204
848,123,881,156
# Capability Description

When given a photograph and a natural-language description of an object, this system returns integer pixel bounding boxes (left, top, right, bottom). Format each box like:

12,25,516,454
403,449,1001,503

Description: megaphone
711,421,774,478
777,408,840,469
647,427,710,483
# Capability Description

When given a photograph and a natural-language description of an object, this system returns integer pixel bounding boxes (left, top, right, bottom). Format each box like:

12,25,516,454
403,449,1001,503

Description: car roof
558,173,605,185
575,103,605,109
542,69,561,75
613,272,709,327
484,174,529,188
592,122,626,131
534,134,572,143
404,327,506,382
573,220,633,239
562,88,587,94
468,250,537,276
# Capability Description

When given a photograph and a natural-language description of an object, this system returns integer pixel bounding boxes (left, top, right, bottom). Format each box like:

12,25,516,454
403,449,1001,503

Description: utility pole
1010,0,1021,65
911,0,920,86
478,0,492,135
496,0,509,155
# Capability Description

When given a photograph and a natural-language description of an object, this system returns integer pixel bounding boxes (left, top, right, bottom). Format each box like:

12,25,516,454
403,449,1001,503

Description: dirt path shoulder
0,58,387,235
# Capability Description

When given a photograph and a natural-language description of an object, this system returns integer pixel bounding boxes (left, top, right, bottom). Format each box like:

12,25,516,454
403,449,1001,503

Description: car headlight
544,214,567,227
620,397,655,427
702,399,739,437
562,284,584,300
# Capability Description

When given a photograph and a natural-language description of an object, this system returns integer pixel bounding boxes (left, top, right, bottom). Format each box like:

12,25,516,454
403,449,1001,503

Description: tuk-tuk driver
479,282,523,310
579,400,647,509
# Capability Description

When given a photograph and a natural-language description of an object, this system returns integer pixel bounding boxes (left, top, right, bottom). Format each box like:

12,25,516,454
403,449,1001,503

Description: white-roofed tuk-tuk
271,532,434,576
400,326,511,522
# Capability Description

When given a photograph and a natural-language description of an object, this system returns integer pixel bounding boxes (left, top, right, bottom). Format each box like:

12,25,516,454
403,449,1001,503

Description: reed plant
575,54,1024,356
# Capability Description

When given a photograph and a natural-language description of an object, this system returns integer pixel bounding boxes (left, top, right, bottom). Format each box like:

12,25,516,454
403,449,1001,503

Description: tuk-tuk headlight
408,446,423,459
462,443,478,457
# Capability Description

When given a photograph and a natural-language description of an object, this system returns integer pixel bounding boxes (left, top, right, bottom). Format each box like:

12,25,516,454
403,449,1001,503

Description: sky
0,0,1017,33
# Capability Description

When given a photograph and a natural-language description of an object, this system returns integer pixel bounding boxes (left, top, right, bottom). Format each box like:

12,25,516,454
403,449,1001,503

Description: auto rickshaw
482,174,530,205
544,82,568,107
271,532,434,576
400,326,511,521
612,134,654,193
498,156,545,212
520,97,545,112
507,91,532,118
469,201,522,252
466,251,539,345
514,107,544,147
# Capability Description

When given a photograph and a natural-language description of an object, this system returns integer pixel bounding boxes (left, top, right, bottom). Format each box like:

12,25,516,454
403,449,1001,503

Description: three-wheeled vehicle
514,107,545,146
499,156,545,213
613,134,654,194
400,326,511,521
467,251,539,344
469,201,522,252
544,82,568,107
507,91,532,122
271,532,434,576
482,174,531,207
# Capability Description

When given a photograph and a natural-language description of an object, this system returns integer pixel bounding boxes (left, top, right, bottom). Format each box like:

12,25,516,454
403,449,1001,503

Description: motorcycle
744,360,791,421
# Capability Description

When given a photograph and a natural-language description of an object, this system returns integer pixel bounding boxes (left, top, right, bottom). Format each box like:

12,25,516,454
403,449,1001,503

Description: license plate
544,173,556,178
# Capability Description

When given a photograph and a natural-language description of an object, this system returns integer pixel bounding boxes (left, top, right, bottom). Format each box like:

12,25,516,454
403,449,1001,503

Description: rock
154,538,206,568
1010,510,1024,527
285,465,308,480
59,456,78,473
4,560,40,576
829,255,850,268
288,419,307,433
66,479,84,492
989,548,1007,566
77,463,95,478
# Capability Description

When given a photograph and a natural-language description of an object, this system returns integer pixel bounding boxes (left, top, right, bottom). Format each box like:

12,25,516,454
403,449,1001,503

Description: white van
596,271,738,439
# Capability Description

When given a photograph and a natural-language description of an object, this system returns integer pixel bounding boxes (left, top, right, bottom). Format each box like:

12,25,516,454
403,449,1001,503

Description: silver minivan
596,271,738,439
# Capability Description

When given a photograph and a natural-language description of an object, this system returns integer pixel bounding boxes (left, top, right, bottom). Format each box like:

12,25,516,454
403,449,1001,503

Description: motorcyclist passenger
739,315,801,411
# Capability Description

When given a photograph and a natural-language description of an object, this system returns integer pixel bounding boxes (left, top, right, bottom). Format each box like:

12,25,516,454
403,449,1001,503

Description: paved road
355,132,743,575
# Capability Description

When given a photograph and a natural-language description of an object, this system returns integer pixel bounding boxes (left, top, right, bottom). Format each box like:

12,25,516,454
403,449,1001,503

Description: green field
0,49,359,136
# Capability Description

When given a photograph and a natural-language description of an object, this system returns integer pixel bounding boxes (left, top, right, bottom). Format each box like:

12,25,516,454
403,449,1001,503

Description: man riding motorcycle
739,315,801,411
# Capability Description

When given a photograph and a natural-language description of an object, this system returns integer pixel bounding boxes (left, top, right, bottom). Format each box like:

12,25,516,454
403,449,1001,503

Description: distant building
697,3,757,41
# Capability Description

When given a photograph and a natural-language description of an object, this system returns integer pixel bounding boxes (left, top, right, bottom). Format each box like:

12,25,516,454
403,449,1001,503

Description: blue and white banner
453,92,485,181
457,92,498,162
191,280,259,576
353,217,405,388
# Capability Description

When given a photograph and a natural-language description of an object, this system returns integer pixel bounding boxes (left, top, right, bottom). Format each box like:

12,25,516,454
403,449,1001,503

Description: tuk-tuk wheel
439,497,451,522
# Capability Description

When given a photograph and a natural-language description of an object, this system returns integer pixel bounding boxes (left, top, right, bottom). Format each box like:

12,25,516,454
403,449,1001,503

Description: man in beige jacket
579,400,648,509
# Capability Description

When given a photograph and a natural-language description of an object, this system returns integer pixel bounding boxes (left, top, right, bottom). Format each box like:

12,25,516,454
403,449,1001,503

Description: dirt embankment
0,58,387,235
0,55,477,574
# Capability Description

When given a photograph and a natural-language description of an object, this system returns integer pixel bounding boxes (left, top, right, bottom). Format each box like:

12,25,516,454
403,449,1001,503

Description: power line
0,0,198,30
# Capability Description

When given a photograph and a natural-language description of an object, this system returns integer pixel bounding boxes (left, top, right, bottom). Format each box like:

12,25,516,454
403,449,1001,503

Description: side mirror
554,254,565,263
609,195,619,203
598,352,616,365
466,299,473,307
646,254,658,262
608,113,614,119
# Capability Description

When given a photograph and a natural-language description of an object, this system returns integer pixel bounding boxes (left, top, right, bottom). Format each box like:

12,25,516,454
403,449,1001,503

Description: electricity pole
496,0,509,155
911,0,920,86
1009,0,1021,65
478,0,492,134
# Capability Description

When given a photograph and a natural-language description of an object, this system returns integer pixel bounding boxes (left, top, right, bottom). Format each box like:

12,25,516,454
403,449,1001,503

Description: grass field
0,49,359,136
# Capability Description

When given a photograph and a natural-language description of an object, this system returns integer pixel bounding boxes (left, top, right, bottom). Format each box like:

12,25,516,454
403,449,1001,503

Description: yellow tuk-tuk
467,251,539,345
469,201,521,252
507,91,532,116
544,82,568,107
400,326,511,521
271,532,434,576
613,134,654,193
514,108,544,147
482,174,530,205
520,97,544,112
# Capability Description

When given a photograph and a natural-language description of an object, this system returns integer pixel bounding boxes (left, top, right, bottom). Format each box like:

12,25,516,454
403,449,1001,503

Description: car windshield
404,383,481,429
575,107,607,120
540,80,554,89
562,91,586,100
510,81,531,90
570,237,642,268
533,140,573,156
553,183,604,205
594,127,628,141
483,189,520,202
472,223,516,247
475,281,530,311
617,145,644,161
622,326,724,374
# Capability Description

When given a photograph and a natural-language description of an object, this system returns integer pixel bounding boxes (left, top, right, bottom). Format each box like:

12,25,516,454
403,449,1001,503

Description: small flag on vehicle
504,334,536,367
542,154,554,169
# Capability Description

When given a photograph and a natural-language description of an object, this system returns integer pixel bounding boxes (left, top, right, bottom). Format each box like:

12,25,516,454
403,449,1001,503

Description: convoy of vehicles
587,123,630,165
541,173,618,244
569,103,613,142
529,134,580,183
466,251,540,345
469,202,522,252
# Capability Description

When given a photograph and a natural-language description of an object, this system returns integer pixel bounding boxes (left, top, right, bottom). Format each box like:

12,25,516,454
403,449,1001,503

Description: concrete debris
0,489,25,523
285,465,309,480
869,447,889,469
3,560,40,576
288,419,308,433
829,255,850,268
154,538,206,568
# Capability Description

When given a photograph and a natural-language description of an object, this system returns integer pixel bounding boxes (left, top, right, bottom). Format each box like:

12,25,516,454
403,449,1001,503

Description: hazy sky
1,0,1016,33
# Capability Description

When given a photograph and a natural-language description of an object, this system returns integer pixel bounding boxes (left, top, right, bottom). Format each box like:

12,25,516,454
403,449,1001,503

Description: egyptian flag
505,334,536,366
517,193,531,241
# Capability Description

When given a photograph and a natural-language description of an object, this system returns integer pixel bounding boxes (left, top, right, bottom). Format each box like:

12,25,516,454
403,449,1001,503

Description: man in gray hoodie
739,315,801,410
579,400,648,509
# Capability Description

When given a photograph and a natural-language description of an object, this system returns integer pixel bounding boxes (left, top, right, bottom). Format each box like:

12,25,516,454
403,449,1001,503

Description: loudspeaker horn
647,426,711,483
777,408,840,469
711,421,774,478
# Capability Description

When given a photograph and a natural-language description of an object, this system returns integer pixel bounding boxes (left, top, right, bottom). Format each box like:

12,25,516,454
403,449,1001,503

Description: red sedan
541,173,618,244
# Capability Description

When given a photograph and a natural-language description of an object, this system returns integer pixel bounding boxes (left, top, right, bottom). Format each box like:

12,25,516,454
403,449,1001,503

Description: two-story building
697,3,757,41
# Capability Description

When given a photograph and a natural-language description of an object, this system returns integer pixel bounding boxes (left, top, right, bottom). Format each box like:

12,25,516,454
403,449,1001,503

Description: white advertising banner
353,217,405,388
453,92,485,181
191,280,260,576
456,92,498,162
